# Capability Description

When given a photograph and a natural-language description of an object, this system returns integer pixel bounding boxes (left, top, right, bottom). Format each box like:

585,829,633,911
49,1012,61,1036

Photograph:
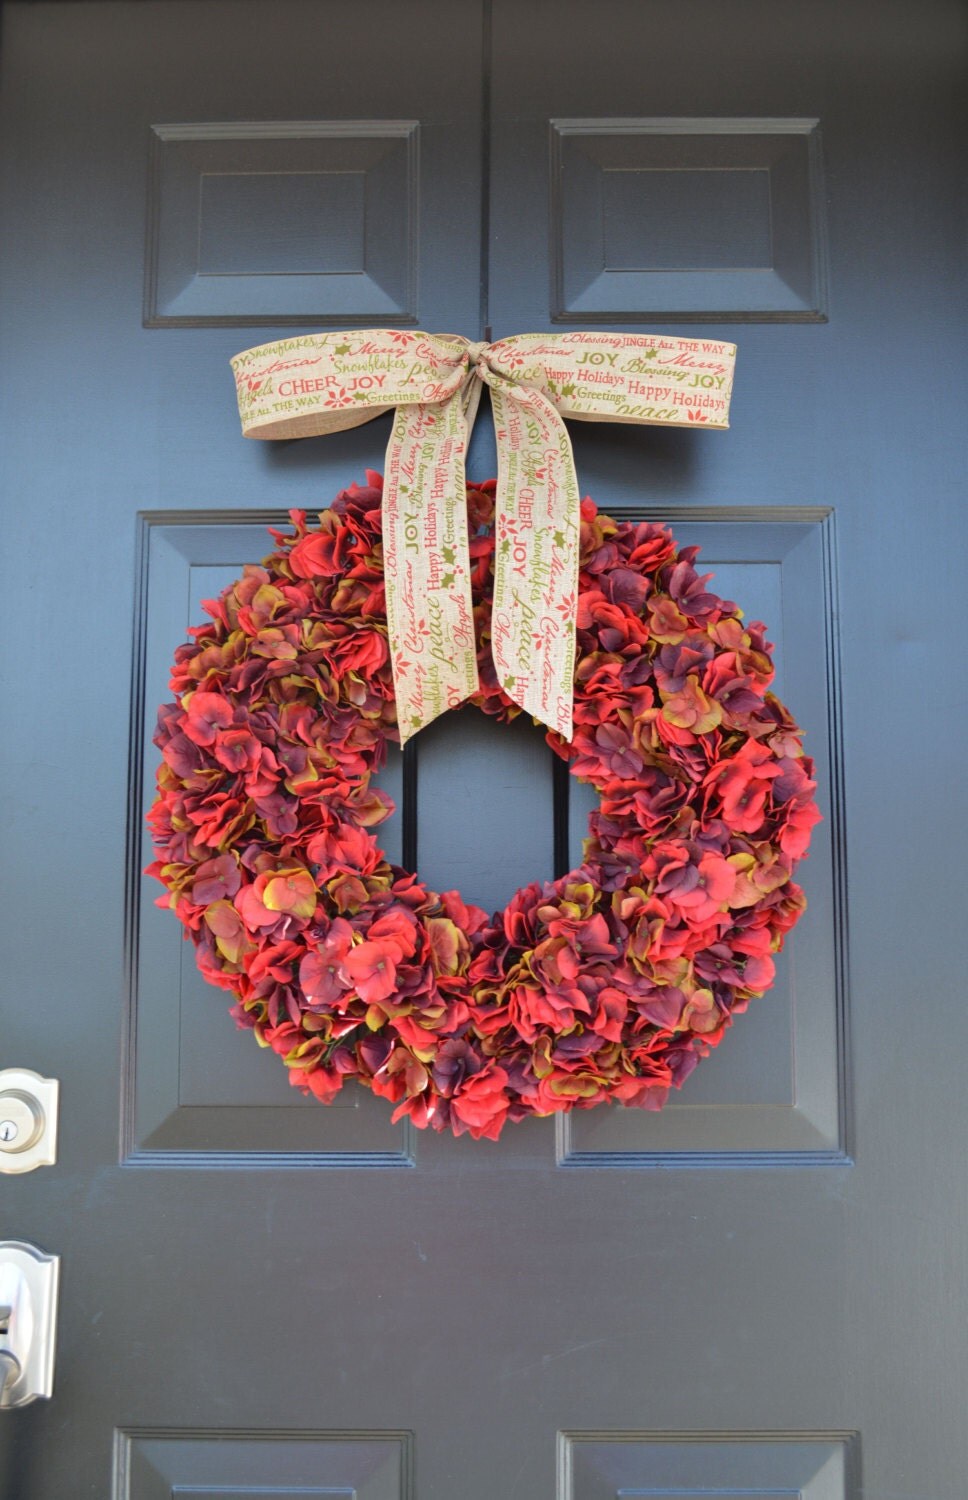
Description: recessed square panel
560,510,847,1165
145,122,418,325
561,1433,854,1500
602,168,773,271
118,1429,412,1500
551,118,828,321
197,170,366,275
127,517,411,1166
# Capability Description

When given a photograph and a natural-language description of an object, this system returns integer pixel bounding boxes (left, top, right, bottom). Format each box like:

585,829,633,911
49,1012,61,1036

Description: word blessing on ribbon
230,330,737,743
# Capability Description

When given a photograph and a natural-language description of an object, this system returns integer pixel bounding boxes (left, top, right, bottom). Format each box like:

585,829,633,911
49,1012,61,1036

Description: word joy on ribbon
230,330,737,744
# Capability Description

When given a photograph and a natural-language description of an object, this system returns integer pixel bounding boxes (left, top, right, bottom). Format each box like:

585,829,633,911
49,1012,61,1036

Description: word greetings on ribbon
230,330,737,743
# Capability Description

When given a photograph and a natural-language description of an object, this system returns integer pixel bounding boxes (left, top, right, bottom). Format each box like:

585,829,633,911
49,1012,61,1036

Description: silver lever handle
0,1243,59,1408
0,1349,20,1397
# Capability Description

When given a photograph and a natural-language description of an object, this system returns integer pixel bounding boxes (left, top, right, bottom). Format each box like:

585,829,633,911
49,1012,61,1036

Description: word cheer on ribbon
230,330,736,743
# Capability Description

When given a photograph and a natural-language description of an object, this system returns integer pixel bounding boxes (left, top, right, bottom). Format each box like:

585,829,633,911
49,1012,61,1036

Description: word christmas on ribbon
230,330,737,744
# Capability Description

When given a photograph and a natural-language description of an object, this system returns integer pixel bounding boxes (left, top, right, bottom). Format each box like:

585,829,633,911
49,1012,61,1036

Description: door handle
0,1242,59,1408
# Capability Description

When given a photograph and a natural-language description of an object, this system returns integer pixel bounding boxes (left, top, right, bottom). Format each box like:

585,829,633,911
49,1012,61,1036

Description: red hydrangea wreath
148,475,820,1140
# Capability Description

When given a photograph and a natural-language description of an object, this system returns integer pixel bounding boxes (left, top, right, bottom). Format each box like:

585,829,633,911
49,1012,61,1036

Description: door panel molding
123,513,414,1168
559,1430,859,1500
125,506,848,1170
144,120,420,328
549,117,829,324
115,1427,415,1500
558,506,849,1167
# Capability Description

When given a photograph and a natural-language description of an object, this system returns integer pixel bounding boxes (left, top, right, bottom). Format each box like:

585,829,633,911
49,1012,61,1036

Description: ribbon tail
488,383,578,743
382,392,480,744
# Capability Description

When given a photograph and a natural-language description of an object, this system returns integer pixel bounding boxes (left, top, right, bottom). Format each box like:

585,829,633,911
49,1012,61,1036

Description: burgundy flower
298,919,354,1008
183,691,233,746
192,853,241,906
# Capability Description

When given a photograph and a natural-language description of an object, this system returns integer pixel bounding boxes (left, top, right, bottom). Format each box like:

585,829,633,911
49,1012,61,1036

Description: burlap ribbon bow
231,330,736,743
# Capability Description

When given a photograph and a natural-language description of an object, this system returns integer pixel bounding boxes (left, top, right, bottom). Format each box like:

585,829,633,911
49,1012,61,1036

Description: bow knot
231,329,736,743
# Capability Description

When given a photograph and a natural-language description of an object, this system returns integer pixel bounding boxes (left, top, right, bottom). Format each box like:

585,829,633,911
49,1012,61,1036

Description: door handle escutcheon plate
0,1242,60,1408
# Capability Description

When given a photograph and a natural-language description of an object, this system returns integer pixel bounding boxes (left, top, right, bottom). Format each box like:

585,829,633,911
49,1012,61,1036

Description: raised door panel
130,518,411,1164
146,121,421,326
548,118,827,323
561,510,846,1164
128,506,842,1168
561,1432,855,1500
117,1429,413,1500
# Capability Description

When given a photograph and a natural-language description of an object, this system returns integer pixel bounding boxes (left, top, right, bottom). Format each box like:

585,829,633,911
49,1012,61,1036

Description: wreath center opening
393,711,560,918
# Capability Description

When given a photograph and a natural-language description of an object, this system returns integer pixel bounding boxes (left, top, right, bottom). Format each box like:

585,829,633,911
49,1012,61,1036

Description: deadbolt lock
0,1071,58,1173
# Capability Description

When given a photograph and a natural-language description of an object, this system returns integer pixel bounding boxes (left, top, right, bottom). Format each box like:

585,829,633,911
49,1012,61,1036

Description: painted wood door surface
2,2,965,1497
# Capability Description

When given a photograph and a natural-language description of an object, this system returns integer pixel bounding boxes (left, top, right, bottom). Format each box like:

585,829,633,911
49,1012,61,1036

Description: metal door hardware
0,1070,58,1173
0,1242,60,1408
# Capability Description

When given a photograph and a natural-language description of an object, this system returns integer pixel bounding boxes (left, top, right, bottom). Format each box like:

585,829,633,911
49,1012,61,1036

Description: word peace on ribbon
230,330,737,744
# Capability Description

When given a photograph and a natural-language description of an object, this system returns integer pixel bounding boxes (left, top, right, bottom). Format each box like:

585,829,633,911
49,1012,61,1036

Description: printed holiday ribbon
230,330,736,743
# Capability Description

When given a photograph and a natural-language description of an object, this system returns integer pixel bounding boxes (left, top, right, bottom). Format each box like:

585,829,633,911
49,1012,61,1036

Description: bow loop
231,329,736,743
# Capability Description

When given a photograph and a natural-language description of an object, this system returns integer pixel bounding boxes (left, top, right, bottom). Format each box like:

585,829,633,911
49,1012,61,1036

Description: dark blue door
2,3,965,1497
